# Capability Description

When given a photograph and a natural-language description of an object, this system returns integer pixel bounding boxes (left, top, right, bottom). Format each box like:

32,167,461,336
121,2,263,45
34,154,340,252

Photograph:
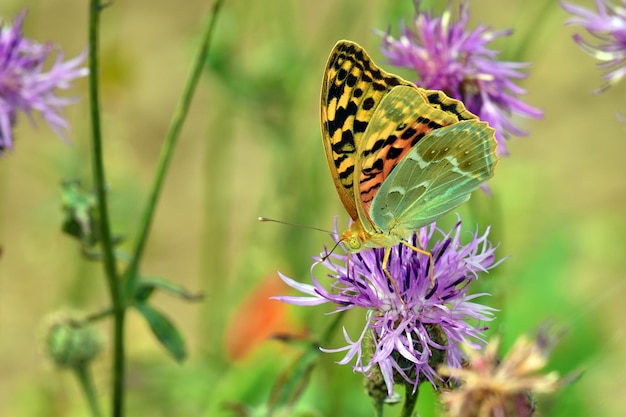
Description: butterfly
320,40,499,286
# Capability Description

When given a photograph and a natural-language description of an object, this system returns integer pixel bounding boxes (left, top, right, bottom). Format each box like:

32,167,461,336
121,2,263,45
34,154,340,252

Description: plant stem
75,365,104,417
373,399,385,417
85,306,114,323
399,386,419,417
87,1,124,416
509,0,560,61
125,0,226,293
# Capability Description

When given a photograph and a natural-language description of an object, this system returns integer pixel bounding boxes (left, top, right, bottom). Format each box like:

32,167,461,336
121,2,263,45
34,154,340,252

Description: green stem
373,399,385,417
510,0,560,62
75,365,104,417
87,2,124,416
84,306,114,323
124,0,226,292
399,386,418,417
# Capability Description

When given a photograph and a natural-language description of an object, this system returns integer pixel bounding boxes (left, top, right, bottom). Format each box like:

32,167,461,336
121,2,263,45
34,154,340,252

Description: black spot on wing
327,99,358,137
385,76,403,87
411,135,424,146
359,182,382,204
400,126,417,139
363,97,375,110
338,163,354,181
387,146,402,160
332,133,354,161
413,116,443,130
339,129,354,145
425,92,470,120
373,82,387,91
371,158,384,171
353,119,368,133
346,74,358,87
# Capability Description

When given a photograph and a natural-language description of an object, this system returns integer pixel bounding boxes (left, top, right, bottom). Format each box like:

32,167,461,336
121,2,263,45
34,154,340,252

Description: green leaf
134,277,204,303
135,303,186,362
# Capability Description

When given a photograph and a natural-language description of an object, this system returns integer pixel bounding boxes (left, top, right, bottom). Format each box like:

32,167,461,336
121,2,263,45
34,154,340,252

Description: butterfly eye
349,237,362,251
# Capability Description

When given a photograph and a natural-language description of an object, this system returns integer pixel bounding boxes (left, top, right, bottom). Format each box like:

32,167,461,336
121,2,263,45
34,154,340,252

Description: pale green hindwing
370,119,497,233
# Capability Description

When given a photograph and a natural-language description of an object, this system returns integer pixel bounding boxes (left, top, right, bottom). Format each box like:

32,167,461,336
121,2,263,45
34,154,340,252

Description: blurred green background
1,0,625,416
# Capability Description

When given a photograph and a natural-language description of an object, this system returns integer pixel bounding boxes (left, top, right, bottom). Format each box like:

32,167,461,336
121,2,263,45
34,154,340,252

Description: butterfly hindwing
354,85,482,231
321,41,414,220
370,119,498,233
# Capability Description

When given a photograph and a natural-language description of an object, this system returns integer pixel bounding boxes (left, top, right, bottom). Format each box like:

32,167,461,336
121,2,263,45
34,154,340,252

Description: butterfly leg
401,241,435,286
382,247,406,303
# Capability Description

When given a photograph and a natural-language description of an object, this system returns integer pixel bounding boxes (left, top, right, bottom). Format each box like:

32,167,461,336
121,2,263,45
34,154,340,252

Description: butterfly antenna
320,238,346,262
258,217,336,235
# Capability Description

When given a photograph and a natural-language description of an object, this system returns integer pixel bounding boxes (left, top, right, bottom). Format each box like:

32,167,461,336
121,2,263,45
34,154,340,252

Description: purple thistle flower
0,10,88,154
562,0,626,92
275,218,502,397
379,1,542,155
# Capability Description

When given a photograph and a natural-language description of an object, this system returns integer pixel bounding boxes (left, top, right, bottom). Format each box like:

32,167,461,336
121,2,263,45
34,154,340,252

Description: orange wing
320,40,415,220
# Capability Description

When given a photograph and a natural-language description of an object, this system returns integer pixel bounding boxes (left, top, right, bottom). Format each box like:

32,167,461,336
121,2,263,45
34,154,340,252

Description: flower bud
44,313,102,369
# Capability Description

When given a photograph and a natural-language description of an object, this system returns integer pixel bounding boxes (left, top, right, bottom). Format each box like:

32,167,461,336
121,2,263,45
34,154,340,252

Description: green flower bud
44,313,102,369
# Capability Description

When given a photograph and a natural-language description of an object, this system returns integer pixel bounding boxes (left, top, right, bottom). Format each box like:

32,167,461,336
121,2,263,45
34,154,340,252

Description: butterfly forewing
321,41,415,220
370,119,498,233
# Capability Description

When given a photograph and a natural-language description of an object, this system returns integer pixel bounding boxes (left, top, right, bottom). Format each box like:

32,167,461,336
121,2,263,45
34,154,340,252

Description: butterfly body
321,40,498,266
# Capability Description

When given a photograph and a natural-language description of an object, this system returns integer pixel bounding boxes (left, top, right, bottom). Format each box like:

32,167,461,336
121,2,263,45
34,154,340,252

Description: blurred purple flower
0,10,87,154
275,219,502,397
562,0,626,92
379,1,542,155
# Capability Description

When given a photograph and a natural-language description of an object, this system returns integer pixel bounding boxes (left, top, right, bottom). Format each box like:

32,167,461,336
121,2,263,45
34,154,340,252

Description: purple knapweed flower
562,0,626,92
0,10,87,154
275,219,502,397
379,1,542,155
